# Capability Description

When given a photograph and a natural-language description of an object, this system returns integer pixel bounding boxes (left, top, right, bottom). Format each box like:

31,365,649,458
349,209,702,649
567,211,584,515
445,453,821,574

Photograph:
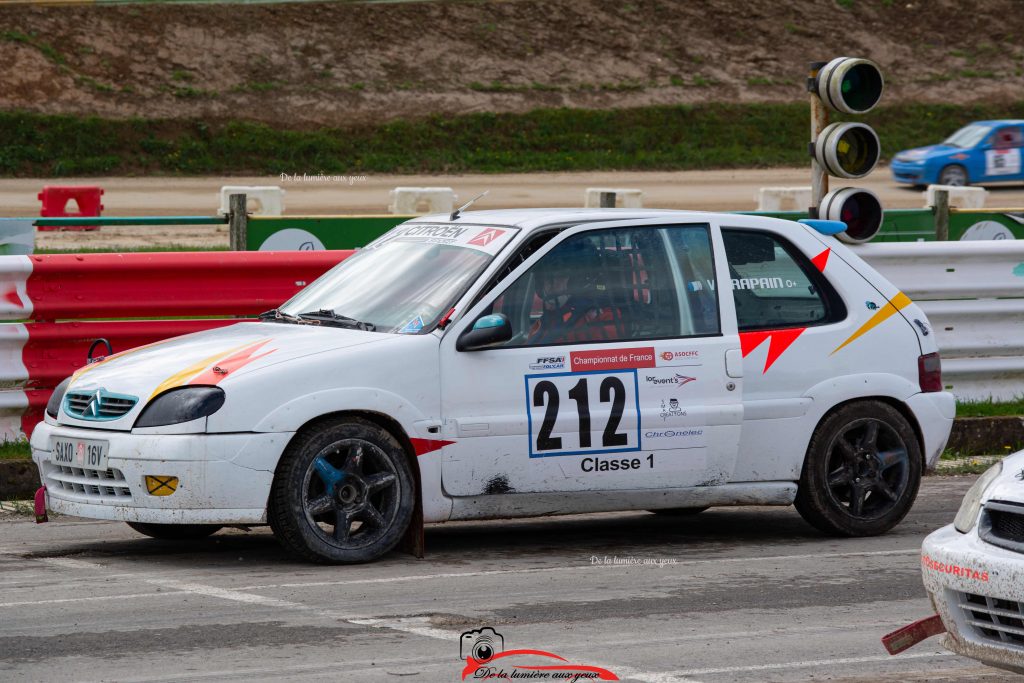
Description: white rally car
32,209,954,563
886,453,1024,673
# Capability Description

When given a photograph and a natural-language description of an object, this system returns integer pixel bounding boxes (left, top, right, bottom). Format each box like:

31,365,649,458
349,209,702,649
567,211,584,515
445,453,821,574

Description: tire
938,164,969,186
648,507,708,516
127,522,222,540
269,417,414,564
795,401,922,537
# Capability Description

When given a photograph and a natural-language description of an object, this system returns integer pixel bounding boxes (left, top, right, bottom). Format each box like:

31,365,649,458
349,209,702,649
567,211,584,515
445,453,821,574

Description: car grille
979,500,1024,553
44,462,132,501
959,592,1024,648
64,391,137,421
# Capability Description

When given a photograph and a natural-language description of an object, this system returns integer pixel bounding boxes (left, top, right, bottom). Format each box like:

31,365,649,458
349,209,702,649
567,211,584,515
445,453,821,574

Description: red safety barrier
0,250,352,438
37,186,104,232
22,250,351,319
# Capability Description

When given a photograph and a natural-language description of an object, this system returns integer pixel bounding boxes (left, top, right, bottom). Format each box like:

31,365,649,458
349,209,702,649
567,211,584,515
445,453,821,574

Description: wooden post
228,193,248,251
808,61,829,219
599,191,616,208
934,189,950,241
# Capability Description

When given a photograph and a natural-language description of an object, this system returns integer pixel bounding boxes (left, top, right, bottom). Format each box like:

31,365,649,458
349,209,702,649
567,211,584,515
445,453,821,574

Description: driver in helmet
527,239,624,345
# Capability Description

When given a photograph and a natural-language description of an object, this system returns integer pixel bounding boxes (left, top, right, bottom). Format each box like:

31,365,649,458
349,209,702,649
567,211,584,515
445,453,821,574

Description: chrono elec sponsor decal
921,554,989,582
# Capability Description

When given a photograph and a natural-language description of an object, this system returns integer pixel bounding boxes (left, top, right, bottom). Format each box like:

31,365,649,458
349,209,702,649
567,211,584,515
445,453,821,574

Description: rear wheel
269,417,414,564
127,522,222,540
938,164,968,186
795,401,921,537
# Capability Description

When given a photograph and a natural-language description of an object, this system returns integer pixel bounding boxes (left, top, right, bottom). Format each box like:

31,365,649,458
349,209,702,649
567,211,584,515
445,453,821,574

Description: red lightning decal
739,328,806,374
410,438,455,456
189,340,275,385
811,248,830,272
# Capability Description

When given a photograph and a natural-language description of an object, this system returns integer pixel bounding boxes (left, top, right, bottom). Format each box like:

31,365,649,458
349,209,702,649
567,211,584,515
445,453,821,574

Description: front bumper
921,524,1024,674
30,421,293,525
890,160,930,185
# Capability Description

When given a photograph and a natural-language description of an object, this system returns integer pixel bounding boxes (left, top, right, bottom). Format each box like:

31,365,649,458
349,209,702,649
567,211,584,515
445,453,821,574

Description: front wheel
938,164,969,186
127,522,222,540
794,401,922,537
269,417,414,564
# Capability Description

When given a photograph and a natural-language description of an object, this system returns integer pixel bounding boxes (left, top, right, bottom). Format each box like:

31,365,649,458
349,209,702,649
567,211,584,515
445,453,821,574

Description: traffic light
809,57,885,243
818,187,884,244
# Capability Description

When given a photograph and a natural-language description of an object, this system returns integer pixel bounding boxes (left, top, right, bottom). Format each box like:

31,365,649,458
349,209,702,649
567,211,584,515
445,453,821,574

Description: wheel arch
806,395,926,468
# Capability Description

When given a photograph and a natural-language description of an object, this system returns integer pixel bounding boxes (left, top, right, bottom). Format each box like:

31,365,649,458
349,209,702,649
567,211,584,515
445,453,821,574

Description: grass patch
956,397,1024,418
1,30,66,66
0,439,30,461
5,102,1024,176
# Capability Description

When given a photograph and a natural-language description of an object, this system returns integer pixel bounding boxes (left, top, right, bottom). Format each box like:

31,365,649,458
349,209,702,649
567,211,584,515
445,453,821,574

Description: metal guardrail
0,250,350,440
853,241,1024,401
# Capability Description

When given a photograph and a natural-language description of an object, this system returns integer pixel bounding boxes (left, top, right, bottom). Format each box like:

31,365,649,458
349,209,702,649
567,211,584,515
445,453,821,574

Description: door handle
725,348,743,379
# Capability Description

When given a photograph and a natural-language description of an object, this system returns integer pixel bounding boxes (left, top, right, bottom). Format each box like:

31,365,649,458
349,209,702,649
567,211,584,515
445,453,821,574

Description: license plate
51,437,109,470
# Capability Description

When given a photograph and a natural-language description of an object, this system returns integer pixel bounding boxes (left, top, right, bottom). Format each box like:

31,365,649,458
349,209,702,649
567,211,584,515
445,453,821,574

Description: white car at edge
887,453,1024,673
32,209,955,563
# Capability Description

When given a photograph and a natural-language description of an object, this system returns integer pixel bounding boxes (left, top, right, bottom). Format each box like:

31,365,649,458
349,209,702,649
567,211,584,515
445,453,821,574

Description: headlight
953,461,1003,533
46,377,72,418
134,386,226,428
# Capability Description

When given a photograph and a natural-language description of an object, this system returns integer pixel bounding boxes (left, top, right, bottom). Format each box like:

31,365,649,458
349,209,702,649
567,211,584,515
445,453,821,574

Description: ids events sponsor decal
644,373,696,388
530,355,566,371
570,347,654,372
460,627,618,681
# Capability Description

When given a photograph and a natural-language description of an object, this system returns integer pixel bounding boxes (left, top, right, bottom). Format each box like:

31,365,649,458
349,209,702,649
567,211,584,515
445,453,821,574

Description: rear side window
722,229,845,331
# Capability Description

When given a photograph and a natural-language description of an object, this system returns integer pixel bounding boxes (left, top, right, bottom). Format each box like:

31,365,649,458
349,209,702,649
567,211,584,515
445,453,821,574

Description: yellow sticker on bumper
145,475,178,496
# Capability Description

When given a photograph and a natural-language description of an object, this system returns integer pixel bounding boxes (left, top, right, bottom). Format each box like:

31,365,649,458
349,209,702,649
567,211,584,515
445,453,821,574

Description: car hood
67,321,392,406
895,144,955,161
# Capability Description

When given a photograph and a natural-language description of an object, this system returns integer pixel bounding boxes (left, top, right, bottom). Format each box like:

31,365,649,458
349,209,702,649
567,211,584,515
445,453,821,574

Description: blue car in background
891,119,1024,187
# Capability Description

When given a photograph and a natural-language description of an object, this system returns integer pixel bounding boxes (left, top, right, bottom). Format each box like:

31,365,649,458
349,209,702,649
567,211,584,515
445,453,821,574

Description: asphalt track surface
0,475,1018,682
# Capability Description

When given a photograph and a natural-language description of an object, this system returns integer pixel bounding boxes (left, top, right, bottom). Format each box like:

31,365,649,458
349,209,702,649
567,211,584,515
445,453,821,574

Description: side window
722,229,844,331
991,127,1023,148
485,225,719,347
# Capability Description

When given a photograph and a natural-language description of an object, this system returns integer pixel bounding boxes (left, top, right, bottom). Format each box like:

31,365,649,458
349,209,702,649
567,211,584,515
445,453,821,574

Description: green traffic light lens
840,64,882,112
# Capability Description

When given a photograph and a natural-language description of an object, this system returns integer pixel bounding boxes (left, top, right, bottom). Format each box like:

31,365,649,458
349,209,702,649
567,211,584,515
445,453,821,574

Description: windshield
943,124,992,148
278,224,518,334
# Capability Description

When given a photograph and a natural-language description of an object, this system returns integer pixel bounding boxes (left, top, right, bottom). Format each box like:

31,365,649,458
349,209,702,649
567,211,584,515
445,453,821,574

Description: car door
981,126,1024,181
438,219,743,496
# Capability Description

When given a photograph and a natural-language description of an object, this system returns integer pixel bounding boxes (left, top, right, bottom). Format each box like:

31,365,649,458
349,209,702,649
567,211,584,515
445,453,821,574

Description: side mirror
456,313,513,351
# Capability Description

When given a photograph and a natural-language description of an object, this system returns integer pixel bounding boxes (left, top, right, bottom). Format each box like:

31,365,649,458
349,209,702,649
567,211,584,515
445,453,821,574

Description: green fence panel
948,210,1024,240
244,209,1024,250
247,215,412,251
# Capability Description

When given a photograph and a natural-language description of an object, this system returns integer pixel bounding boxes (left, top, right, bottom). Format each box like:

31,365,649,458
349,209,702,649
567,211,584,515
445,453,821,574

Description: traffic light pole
808,61,829,219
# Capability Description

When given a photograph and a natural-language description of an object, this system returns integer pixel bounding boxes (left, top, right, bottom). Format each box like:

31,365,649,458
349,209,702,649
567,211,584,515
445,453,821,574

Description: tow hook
882,614,946,654
34,486,48,524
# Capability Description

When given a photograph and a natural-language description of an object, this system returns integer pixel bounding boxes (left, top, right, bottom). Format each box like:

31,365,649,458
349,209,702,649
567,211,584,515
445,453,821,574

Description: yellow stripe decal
148,342,251,400
832,292,912,355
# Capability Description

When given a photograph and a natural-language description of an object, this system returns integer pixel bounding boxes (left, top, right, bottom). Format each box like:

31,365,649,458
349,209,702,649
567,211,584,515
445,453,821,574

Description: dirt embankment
0,0,1022,128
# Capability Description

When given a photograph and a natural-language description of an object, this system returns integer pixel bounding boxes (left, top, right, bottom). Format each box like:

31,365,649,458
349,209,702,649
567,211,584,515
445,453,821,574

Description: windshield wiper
297,309,376,331
258,308,311,324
